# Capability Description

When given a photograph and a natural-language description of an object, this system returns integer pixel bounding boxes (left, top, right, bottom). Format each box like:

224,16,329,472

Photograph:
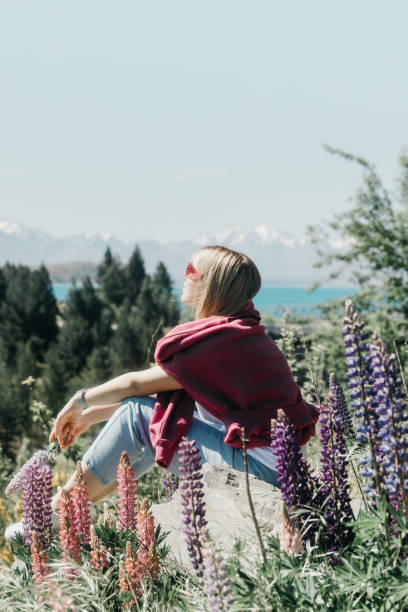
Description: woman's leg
168,417,279,487
51,465,118,511
52,396,157,510
54,398,277,513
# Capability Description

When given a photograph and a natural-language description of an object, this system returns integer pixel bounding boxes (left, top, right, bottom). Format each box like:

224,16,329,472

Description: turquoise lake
52,284,358,317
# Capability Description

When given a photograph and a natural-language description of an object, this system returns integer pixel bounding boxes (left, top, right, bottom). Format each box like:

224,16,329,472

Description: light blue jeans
83,396,279,487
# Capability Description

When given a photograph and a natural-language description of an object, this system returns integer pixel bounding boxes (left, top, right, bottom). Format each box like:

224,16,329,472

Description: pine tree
0,339,36,456
0,264,58,363
41,278,107,409
152,262,172,292
152,261,180,327
0,268,5,301
110,303,146,372
125,246,146,304
97,247,126,306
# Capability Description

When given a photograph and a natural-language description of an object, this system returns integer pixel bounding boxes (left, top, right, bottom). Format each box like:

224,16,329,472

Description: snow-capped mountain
0,220,350,286
194,224,299,249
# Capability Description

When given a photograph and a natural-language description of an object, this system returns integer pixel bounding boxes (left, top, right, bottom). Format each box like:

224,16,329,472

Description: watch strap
75,388,89,410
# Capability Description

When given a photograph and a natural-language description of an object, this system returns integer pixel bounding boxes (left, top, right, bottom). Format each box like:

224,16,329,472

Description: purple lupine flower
22,462,52,548
343,300,382,498
5,450,49,497
178,437,207,576
320,393,354,560
161,471,179,500
370,334,408,513
270,410,322,543
202,533,234,612
329,373,354,438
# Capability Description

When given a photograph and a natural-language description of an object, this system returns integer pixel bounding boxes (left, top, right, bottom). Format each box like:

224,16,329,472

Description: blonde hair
192,245,261,319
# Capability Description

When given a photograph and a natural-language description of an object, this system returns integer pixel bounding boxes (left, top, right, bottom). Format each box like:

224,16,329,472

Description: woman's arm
83,402,122,426
83,365,181,406
49,366,181,449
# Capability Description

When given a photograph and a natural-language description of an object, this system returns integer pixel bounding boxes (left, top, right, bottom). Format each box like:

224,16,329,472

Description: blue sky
1,1,408,242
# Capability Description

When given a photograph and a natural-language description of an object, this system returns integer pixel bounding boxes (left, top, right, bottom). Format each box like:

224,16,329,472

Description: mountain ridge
0,219,353,287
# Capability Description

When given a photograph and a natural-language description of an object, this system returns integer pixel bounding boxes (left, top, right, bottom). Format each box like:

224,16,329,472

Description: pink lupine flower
58,489,81,565
137,498,160,580
117,451,138,531
71,461,91,543
47,580,75,612
90,524,109,571
23,462,52,548
103,502,115,529
31,531,49,600
119,541,143,606
280,504,303,555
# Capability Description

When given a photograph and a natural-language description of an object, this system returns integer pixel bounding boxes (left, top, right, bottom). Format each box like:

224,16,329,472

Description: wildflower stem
393,340,408,400
146,318,164,366
346,441,369,512
240,427,266,565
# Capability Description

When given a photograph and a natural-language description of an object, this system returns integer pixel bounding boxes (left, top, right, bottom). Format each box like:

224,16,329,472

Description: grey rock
151,463,282,568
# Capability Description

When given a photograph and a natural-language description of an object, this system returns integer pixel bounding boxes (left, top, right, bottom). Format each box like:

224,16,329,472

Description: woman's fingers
61,423,73,448
67,434,75,448
50,420,77,449
54,414,66,446
62,422,72,437
49,402,83,448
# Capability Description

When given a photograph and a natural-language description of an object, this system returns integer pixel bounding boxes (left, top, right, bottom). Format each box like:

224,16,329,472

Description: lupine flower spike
90,524,109,571
343,300,382,499
137,498,160,580
178,437,207,576
320,392,354,560
329,373,354,438
161,471,179,500
6,450,50,496
103,502,115,529
59,489,81,565
119,541,143,607
280,504,303,555
370,333,408,514
117,451,138,531
22,461,52,548
72,461,91,544
31,531,49,600
202,531,235,612
271,410,322,544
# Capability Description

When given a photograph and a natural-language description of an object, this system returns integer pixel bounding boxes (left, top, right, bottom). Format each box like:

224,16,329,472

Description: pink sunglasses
185,262,200,281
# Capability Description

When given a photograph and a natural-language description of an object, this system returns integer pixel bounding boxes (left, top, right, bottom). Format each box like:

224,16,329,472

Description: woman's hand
49,396,86,449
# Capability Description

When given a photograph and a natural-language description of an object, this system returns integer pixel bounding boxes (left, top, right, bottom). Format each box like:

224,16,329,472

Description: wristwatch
75,387,89,409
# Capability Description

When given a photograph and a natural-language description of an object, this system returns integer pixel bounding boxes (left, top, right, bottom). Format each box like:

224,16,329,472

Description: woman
45,244,319,510
6,246,319,538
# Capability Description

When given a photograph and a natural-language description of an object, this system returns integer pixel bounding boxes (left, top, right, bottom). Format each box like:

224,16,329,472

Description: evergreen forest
0,247,179,458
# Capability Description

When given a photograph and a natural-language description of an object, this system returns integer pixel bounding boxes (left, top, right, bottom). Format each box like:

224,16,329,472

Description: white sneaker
4,520,24,542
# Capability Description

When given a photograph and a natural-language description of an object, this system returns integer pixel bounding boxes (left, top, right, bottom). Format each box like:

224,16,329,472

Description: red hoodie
149,304,320,467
